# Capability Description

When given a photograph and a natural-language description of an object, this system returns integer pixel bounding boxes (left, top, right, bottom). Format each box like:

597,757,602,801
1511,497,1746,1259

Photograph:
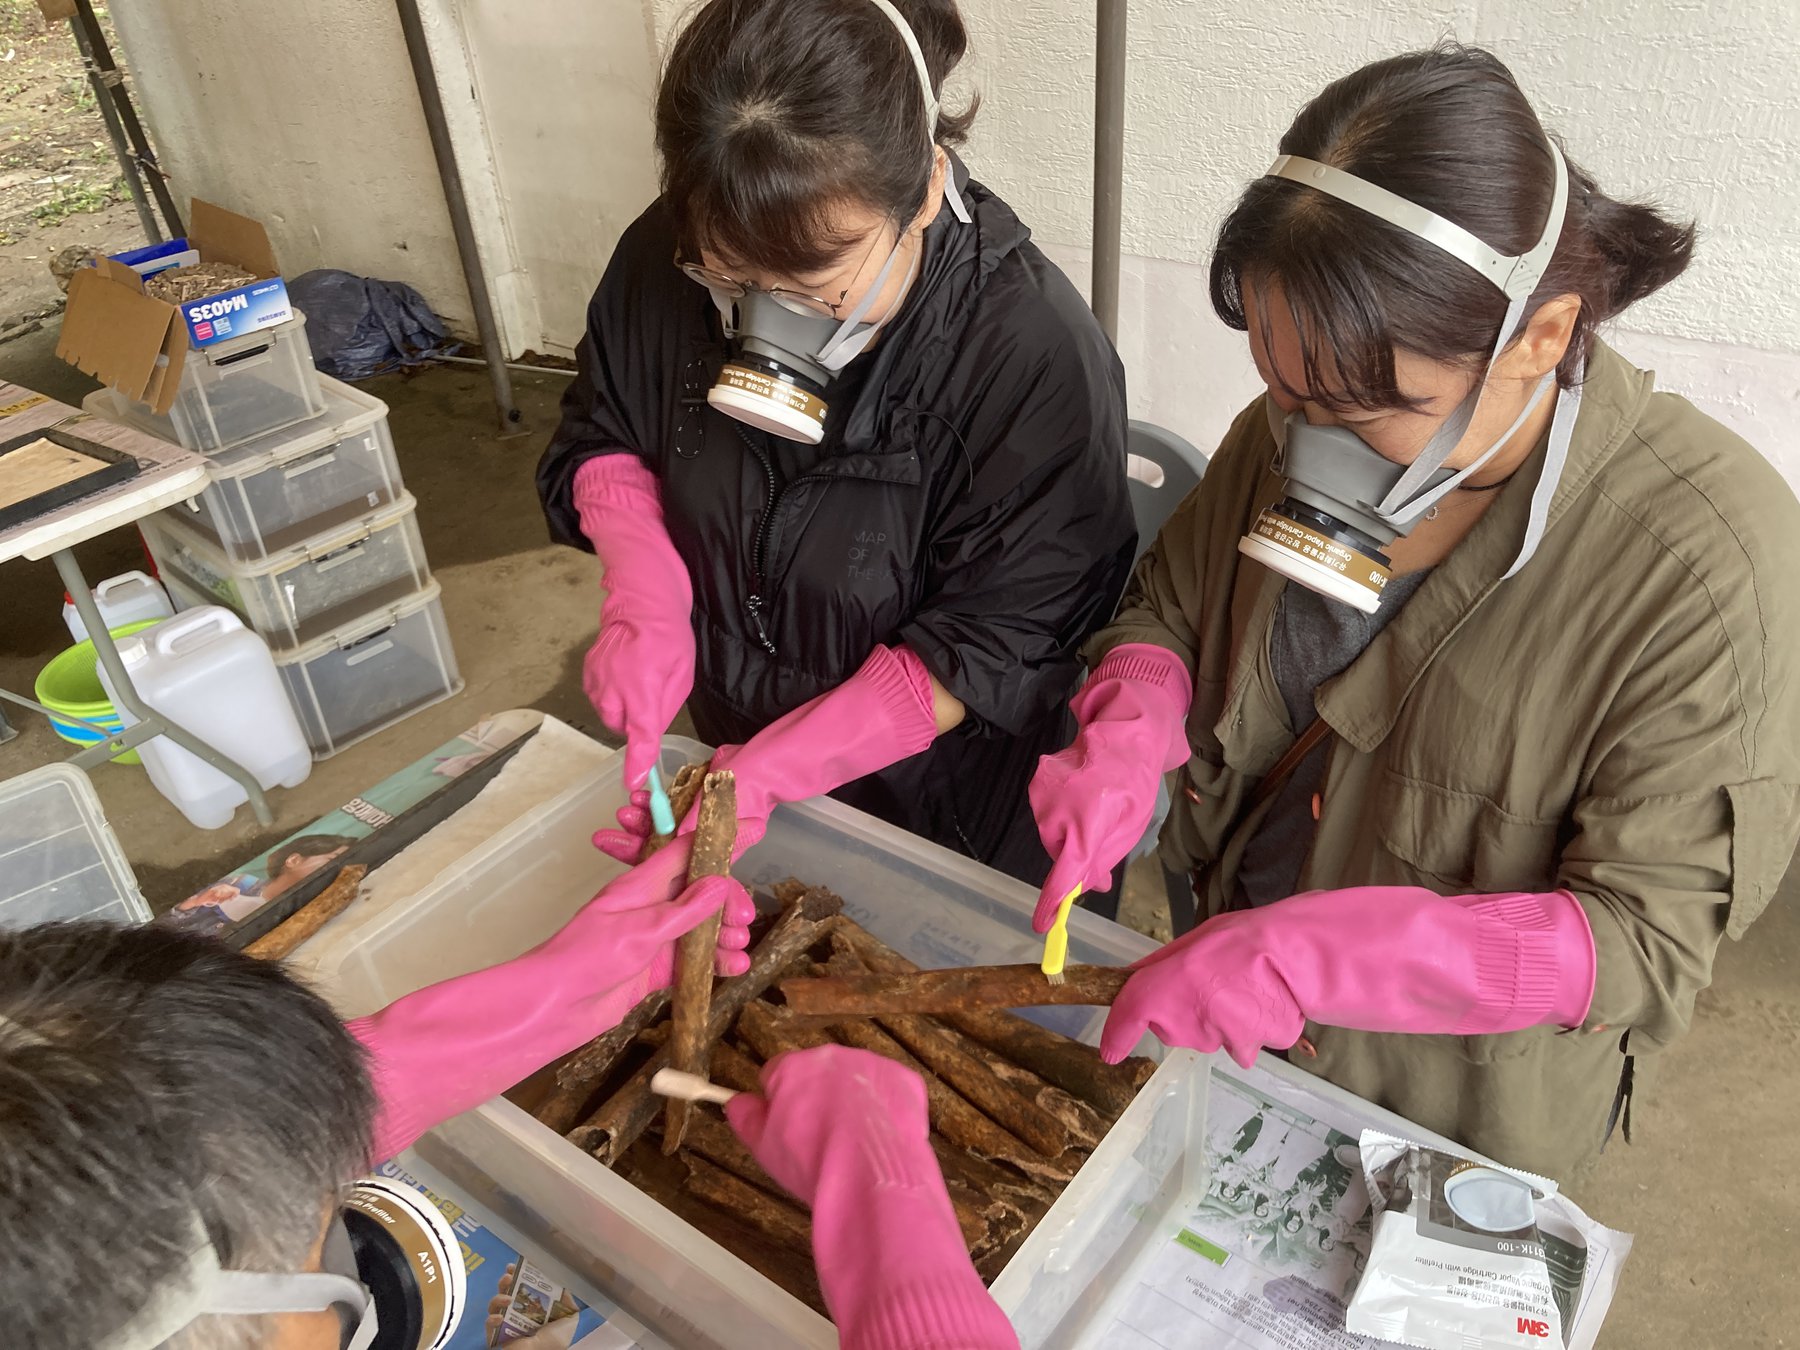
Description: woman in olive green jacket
1029,45,1800,1179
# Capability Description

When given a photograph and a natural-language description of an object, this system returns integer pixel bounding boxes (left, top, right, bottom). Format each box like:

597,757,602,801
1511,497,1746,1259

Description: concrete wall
940,0,1800,487
113,1,1799,488
107,0,478,330
107,0,663,358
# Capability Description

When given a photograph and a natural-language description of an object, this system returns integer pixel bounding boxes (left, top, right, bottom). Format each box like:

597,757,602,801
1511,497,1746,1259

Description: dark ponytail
1210,43,1696,410
656,0,979,277
1579,168,1696,317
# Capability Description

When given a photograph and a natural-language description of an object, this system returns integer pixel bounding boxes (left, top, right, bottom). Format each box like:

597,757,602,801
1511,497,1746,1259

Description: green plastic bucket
34,619,165,765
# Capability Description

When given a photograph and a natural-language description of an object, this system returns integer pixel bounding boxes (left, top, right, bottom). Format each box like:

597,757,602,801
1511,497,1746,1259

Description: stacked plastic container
82,315,462,759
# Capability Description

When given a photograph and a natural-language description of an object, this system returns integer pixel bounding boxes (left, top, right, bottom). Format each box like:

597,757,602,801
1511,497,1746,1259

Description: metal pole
437,353,575,377
71,0,184,238
392,0,522,432
1092,0,1127,342
68,15,160,246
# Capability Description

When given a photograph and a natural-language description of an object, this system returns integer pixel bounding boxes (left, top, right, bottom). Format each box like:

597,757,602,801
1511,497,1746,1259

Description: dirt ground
0,1,149,332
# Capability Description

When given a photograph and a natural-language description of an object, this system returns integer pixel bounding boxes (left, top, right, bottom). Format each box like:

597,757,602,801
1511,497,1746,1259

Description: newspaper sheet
1098,1064,1632,1350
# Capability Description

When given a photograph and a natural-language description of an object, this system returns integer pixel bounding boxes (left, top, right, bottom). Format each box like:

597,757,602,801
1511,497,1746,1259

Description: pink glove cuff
350,1023,429,1168
844,1274,1021,1350
1085,643,1193,707
1073,643,1192,772
866,645,941,757
721,645,939,824
573,452,665,536
1454,890,1596,1033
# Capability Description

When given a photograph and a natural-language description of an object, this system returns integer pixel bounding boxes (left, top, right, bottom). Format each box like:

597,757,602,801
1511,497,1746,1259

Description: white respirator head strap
1265,149,1567,304
861,0,971,224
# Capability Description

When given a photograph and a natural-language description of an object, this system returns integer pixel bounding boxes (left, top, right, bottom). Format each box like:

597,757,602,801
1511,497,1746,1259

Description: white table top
0,381,206,564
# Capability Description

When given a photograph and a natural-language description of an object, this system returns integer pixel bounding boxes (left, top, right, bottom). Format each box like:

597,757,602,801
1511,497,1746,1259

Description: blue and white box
182,277,294,348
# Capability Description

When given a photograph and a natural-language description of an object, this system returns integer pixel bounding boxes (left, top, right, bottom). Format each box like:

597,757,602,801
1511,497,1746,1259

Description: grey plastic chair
1123,420,1211,935
1126,420,1211,562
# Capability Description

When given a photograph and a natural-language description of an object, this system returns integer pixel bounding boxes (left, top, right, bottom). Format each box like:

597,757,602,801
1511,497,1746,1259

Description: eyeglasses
674,228,894,319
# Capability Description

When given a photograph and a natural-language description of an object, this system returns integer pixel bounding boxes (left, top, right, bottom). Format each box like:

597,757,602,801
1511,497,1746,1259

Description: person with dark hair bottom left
537,0,1134,908
1,837,1020,1350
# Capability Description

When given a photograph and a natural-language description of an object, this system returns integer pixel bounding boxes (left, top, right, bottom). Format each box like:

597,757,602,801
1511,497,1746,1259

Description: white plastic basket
308,736,1210,1350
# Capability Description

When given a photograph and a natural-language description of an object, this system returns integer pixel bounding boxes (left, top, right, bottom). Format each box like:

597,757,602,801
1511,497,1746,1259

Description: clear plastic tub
0,764,149,928
83,374,402,564
141,494,430,652
106,311,326,453
308,736,1211,1350
165,575,459,760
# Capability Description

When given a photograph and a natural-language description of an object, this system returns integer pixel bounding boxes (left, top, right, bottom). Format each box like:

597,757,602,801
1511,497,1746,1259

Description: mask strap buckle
943,172,972,224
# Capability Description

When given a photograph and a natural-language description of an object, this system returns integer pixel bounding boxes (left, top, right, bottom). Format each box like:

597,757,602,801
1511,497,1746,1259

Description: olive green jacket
1097,342,1800,1177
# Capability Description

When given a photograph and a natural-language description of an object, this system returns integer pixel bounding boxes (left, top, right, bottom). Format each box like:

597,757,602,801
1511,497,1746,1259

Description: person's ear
914,146,949,232
1502,294,1581,382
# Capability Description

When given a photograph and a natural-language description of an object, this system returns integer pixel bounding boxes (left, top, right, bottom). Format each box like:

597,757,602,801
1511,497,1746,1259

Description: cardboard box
57,200,294,415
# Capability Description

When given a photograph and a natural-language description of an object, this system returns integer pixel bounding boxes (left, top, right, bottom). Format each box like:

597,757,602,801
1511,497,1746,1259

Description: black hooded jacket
537,165,1134,882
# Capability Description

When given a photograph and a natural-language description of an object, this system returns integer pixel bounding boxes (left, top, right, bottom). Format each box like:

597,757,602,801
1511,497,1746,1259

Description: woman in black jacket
537,0,1134,886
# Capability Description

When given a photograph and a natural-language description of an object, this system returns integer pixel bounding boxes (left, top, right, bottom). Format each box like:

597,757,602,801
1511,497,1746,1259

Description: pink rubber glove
1100,886,1598,1068
575,454,696,792
350,837,755,1163
1028,644,1193,931
595,645,938,866
727,1047,1019,1350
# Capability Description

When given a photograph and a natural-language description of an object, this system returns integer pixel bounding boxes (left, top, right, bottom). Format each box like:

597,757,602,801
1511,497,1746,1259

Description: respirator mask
103,1176,467,1350
1238,143,1580,613
693,0,971,445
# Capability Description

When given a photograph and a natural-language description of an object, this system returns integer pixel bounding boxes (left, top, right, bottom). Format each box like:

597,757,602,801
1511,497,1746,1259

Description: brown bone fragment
781,962,1129,1017
664,771,739,1153
831,920,1156,1119
244,865,368,961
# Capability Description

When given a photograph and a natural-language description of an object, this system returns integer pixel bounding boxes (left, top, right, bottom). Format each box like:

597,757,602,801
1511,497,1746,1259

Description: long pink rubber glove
595,644,939,868
575,453,697,793
1100,886,1598,1068
727,1047,1020,1350
350,838,755,1164
1028,644,1193,931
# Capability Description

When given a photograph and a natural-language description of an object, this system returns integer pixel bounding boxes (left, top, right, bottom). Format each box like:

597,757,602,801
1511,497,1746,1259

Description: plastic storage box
84,375,402,564
0,764,149,928
166,575,460,758
104,311,326,453
140,494,430,651
309,736,1210,1350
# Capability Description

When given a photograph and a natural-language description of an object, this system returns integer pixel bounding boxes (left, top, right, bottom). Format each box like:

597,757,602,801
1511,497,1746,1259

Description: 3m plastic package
1345,1130,1631,1350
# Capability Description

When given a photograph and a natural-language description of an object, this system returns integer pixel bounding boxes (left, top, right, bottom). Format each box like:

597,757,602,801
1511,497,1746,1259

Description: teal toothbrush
647,764,677,836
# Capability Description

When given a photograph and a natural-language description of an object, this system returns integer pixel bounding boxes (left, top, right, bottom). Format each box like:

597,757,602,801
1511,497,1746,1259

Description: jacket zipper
734,424,858,658
739,427,780,655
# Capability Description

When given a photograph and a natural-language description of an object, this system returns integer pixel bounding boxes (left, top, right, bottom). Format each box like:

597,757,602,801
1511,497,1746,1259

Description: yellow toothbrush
1040,885,1083,985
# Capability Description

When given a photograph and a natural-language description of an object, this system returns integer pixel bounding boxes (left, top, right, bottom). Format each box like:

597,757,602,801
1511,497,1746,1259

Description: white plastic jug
103,607,312,829
63,570,175,642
